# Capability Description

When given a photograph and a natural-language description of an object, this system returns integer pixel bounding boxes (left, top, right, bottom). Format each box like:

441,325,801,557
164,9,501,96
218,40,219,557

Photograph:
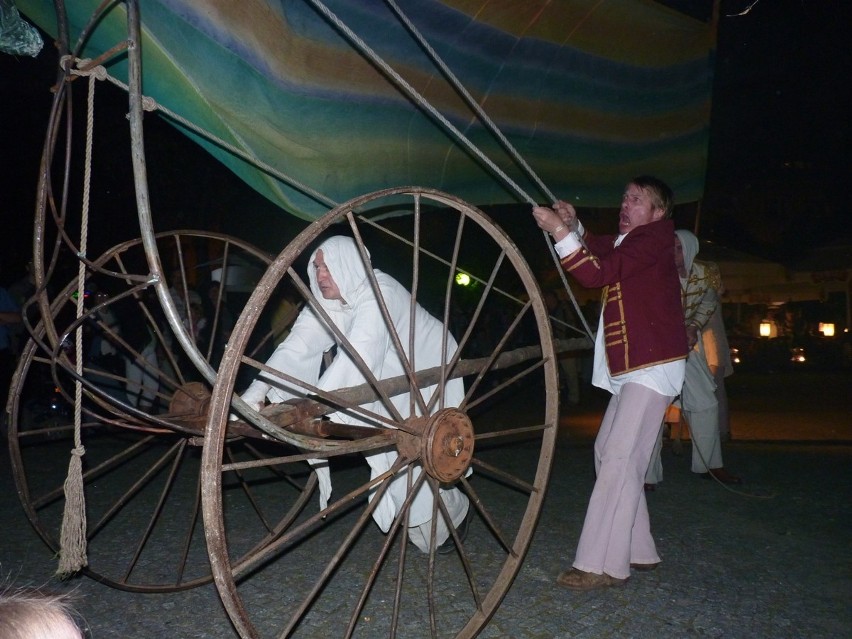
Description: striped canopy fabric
19,0,715,219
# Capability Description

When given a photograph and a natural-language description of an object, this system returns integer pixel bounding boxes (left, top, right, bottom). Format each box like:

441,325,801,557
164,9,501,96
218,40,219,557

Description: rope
67,50,594,341
56,70,95,578
382,0,556,204
309,0,594,339
380,0,594,339
62,56,336,211
673,403,776,500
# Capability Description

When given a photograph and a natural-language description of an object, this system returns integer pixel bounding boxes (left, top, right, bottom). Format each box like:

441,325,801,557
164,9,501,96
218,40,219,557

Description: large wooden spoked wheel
7,230,318,592
202,187,559,638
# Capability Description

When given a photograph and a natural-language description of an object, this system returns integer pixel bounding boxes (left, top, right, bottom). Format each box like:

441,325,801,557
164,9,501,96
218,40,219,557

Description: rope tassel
56,445,88,577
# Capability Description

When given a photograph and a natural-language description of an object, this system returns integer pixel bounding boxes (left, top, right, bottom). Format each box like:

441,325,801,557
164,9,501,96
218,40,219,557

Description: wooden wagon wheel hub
168,382,211,432
421,408,475,483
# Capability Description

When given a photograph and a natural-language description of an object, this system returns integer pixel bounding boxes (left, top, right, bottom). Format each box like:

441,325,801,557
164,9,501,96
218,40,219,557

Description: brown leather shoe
630,562,660,571
701,467,743,485
556,568,627,590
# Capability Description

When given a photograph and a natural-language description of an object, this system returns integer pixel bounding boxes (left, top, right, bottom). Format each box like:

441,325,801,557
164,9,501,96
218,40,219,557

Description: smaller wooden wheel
7,231,318,592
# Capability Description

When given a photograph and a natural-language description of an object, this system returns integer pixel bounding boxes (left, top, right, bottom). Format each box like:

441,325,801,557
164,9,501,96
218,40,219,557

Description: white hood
676,229,700,275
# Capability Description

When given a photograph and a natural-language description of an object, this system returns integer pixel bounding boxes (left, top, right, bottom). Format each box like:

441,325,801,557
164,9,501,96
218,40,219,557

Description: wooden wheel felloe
6,231,320,592
202,187,559,638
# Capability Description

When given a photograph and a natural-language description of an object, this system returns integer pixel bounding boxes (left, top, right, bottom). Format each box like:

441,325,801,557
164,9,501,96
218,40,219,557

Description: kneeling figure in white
240,236,469,552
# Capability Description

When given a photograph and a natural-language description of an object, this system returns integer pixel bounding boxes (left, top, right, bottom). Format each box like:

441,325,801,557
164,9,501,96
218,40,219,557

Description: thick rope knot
75,59,108,81
59,57,108,81
71,445,86,457
141,95,158,111
89,64,108,81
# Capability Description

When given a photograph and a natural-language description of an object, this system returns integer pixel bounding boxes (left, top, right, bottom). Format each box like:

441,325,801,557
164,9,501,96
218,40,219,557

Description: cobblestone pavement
1,373,850,638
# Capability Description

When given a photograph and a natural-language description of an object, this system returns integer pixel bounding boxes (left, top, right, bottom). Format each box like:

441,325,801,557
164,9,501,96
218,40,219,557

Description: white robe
242,236,468,549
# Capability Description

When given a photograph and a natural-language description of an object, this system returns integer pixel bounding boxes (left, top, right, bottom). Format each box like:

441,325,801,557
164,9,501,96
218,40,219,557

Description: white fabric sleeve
554,232,582,259
259,308,333,403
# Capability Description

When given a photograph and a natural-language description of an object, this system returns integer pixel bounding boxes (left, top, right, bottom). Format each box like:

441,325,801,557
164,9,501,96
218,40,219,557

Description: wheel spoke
202,188,559,638
458,475,515,556
121,440,189,584
347,212,430,417
344,468,427,639
461,301,535,409
466,358,547,412
9,231,288,592
239,352,404,431
277,459,402,639
220,434,399,472
430,475,483,608
32,433,158,511
229,456,408,583
89,439,184,540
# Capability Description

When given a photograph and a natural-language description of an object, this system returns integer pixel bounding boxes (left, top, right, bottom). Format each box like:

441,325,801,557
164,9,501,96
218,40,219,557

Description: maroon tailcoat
561,218,688,375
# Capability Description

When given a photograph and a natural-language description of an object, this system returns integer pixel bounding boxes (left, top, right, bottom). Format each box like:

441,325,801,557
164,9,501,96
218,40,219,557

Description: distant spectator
87,290,122,363
121,293,164,411
200,281,235,367
645,231,741,487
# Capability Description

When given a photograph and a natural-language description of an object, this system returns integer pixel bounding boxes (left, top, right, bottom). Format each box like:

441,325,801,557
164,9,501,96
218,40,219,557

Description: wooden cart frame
7,2,591,637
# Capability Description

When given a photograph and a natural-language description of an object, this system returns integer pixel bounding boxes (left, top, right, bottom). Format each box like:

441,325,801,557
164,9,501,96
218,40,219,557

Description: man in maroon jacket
533,176,689,590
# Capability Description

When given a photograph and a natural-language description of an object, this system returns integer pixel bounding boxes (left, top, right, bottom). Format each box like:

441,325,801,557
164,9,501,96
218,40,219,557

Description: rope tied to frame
56,70,97,578
61,55,157,110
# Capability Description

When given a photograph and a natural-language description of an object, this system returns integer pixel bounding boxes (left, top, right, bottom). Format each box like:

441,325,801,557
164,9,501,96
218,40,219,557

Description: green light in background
455,272,471,287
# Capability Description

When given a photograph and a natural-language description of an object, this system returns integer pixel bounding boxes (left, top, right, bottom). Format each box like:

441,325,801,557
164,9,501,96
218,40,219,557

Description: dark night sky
701,0,850,264
1,0,850,285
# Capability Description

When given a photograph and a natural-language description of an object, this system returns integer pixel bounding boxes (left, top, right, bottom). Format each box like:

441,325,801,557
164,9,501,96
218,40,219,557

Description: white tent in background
200,255,265,293
698,241,804,305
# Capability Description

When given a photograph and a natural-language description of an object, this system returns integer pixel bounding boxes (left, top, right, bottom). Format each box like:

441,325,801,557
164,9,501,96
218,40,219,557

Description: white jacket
243,236,464,529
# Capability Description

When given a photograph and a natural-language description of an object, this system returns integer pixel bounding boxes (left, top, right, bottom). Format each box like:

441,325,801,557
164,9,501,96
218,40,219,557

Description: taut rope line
307,0,594,338
65,49,592,339
379,0,595,339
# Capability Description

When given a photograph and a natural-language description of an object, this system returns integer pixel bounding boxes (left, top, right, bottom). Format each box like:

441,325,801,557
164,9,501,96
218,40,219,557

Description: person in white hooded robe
238,236,470,553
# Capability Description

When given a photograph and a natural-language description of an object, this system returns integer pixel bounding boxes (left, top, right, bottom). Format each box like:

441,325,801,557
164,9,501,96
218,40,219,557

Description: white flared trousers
573,383,674,579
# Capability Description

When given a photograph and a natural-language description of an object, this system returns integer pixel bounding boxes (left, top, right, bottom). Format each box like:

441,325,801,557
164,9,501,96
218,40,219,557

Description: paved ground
1,370,850,638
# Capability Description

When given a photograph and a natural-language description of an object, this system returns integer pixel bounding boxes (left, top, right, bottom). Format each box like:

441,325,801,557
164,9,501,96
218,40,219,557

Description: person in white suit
645,230,741,486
